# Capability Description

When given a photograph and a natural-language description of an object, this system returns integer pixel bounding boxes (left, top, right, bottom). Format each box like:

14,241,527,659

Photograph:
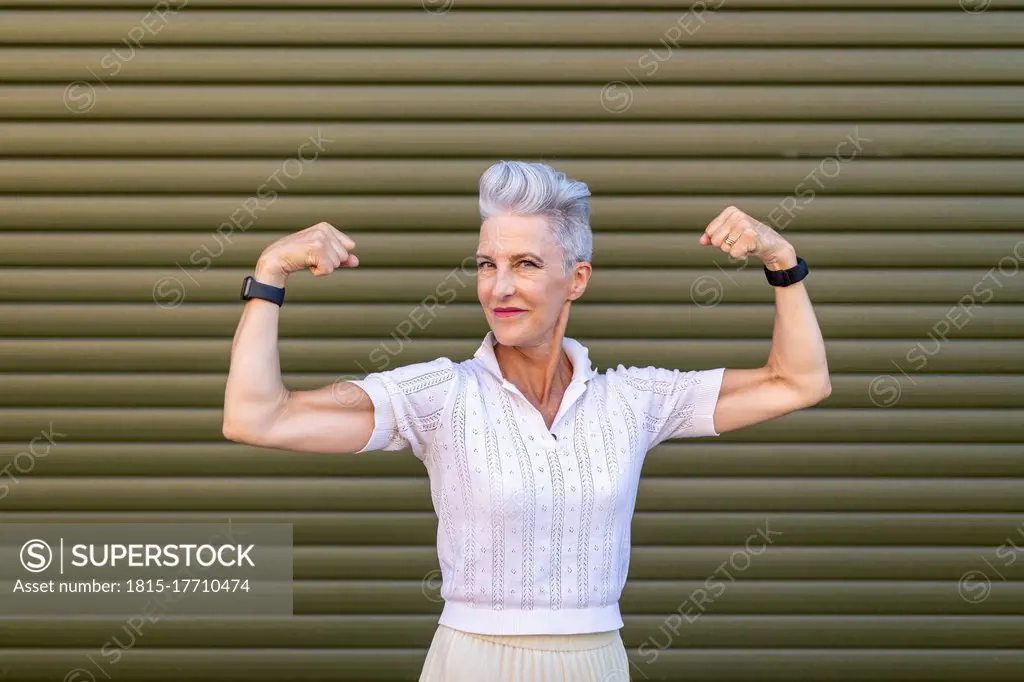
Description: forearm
764,250,831,398
222,260,291,436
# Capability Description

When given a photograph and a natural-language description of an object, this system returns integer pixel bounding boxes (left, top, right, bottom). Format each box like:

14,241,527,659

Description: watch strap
764,257,809,287
241,276,286,306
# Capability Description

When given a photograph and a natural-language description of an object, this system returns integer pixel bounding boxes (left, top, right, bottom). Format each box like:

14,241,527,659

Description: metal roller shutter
1,0,1022,680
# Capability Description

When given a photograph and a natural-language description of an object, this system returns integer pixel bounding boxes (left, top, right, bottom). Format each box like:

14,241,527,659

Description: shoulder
599,364,699,393
377,356,458,389
350,356,461,456
598,364,726,409
598,364,726,443
356,356,460,406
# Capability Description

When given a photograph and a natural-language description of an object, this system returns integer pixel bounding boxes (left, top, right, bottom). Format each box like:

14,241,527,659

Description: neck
494,306,573,404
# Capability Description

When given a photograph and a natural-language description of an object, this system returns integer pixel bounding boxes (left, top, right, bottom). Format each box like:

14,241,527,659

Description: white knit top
351,332,725,636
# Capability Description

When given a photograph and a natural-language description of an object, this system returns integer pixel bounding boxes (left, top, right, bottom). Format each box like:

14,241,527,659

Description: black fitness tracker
240,276,286,306
764,257,809,287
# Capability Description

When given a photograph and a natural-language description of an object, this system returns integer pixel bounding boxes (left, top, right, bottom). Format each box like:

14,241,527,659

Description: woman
222,161,831,681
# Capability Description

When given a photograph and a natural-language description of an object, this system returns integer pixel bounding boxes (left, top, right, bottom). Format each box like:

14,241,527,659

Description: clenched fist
699,206,797,271
255,222,359,286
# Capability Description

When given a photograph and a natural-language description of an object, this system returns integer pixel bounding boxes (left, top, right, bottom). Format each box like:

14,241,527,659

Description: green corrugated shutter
1,1,1023,680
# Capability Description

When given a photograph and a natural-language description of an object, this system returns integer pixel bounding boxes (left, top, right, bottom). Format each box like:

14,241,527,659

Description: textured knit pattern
351,332,725,635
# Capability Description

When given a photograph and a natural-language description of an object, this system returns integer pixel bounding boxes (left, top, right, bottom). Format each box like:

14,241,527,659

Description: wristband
240,276,286,306
764,257,809,287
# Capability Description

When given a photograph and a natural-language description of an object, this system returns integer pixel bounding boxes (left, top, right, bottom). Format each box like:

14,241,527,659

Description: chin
489,321,525,343
490,327,520,346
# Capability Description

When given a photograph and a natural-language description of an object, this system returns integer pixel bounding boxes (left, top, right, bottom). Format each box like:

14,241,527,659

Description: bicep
251,381,377,454
712,366,815,434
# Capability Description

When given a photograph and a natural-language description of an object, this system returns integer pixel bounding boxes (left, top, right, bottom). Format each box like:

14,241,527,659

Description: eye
476,261,494,269
519,260,539,268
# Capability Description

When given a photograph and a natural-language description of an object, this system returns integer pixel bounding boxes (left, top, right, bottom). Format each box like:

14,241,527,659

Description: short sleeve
614,365,725,449
347,357,458,458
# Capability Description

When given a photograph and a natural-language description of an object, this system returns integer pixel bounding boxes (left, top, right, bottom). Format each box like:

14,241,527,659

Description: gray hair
478,160,593,273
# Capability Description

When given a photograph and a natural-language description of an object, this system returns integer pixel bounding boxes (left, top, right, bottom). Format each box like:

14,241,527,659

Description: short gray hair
478,160,593,273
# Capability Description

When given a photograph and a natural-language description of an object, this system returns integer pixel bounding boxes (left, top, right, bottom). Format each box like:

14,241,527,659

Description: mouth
493,308,527,319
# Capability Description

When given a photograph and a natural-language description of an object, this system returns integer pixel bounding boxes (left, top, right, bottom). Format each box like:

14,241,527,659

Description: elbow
803,372,832,406
817,375,832,402
222,415,254,445
778,370,831,409
222,393,288,446
222,405,269,446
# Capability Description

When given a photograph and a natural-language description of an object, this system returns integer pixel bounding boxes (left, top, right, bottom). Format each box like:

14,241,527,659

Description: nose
494,265,516,298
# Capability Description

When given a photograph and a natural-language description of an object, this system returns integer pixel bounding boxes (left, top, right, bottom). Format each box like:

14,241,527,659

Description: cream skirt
418,624,631,682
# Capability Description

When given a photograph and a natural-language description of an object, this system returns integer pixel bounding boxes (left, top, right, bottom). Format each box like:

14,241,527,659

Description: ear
567,261,592,301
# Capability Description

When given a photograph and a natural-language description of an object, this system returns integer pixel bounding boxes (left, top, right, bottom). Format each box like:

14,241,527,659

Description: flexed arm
221,222,373,453
698,207,832,435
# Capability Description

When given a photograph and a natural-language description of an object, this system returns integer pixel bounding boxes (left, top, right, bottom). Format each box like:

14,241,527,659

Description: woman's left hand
699,206,798,271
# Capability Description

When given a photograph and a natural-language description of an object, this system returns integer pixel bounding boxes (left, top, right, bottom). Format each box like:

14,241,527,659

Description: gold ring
724,236,737,247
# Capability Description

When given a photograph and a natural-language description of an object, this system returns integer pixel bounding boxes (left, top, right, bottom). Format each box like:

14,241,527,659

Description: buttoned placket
475,331,595,451
498,378,586,448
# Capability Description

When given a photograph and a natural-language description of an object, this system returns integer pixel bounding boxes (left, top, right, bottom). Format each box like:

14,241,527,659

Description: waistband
438,624,621,652
440,601,624,637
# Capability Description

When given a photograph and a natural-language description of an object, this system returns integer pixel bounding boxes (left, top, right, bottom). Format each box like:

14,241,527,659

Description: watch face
241,277,252,299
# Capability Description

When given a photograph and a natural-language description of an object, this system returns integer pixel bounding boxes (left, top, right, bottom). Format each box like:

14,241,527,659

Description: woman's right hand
255,221,359,286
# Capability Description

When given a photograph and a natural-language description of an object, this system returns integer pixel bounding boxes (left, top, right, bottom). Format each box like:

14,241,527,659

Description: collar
472,331,598,388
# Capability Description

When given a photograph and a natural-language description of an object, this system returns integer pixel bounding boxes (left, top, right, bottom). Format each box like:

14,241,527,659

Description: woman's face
475,214,590,346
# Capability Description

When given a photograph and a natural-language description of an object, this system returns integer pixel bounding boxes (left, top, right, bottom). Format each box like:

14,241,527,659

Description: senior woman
222,160,831,681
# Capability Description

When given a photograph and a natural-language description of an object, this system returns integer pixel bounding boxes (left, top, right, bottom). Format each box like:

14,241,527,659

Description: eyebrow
474,251,544,262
